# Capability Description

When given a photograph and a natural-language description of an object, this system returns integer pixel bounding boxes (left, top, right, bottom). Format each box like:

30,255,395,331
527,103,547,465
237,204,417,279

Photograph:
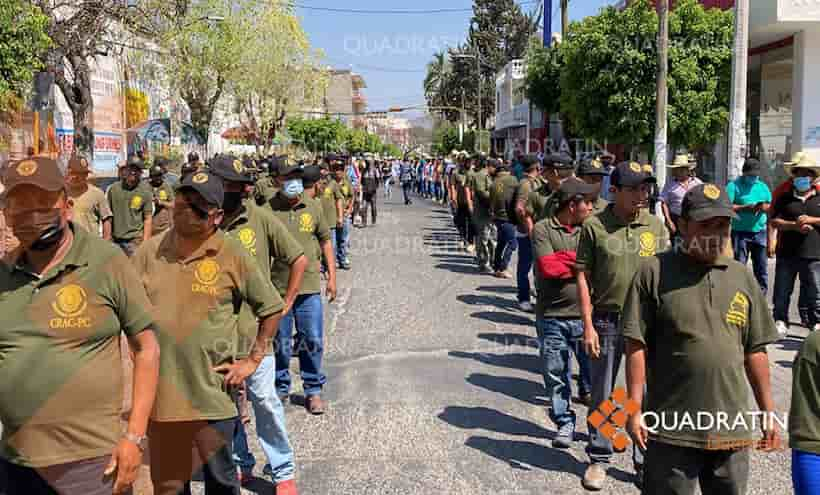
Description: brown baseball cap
3,157,66,195
67,155,91,174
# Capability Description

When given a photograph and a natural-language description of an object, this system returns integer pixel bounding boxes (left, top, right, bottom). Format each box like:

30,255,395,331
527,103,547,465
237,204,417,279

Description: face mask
283,179,304,198
794,176,812,193
11,208,65,251
222,192,243,213
173,205,210,237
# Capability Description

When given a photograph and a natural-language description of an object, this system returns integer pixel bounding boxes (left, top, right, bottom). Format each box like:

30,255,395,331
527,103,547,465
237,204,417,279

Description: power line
289,1,538,15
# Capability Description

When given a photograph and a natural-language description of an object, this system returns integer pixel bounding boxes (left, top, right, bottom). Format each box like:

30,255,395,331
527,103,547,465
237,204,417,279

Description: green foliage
382,143,402,158
559,0,658,147
524,37,562,115
287,118,387,155
432,124,462,155
667,0,734,150
0,0,51,101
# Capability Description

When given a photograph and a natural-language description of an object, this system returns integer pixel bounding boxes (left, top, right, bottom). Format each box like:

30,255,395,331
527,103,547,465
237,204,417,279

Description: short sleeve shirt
659,177,702,216
491,172,519,222
0,225,154,467
726,178,772,233
268,194,331,296
69,184,112,237
789,332,820,455
152,181,175,234
320,179,343,225
621,252,778,448
107,181,153,240
132,230,283,422
454,170,469,206
471,169,493,222
532,216,582,318
222,203,304,356
576,206,669,313
770,190,820,259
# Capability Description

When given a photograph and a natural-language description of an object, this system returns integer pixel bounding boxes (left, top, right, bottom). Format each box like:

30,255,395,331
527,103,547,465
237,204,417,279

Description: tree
432,124,460,155
287,117,346,153
0,0,51,103
231,2,327,154
559,0,658,150
667,0,734,151
524,37,562,115
34,1,133,152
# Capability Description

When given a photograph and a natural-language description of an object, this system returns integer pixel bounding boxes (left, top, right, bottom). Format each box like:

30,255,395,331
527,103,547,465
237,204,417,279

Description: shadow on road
466,372,547,406
450,350,542,375
477,332,539,349
775,336,805,352
436,263,483,274
475,285,518,294
464,436,634,483
438,405,551,439
243,477,277,493
776,360,794,369
470,310,533,326
457,294,519,312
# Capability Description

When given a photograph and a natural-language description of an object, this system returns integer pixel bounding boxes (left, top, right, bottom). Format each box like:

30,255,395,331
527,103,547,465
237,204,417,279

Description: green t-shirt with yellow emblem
222,202,305,356
320,178,344,227
0,224,154,467
471,169,493,223
622,251,778,448
132,230,284,422
790,331,820,455
268,193,332,296
152,181,175,235
576,205,669,313
107,180,153,240
490,172,519,222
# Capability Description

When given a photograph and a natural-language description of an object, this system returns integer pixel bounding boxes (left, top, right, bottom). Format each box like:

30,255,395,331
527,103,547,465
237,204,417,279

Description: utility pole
654,0,669,190
727,0,750,183
476,52,482,153
561,0,569,40
544,0,552,47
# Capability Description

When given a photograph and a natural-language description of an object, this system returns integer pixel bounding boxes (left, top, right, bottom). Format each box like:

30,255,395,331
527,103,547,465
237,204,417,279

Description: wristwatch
123,432,148,452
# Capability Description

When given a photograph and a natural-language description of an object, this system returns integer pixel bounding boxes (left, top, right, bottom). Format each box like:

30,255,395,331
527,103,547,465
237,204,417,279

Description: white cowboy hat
789,155,820,175
784,152,810,174
667,154,696,169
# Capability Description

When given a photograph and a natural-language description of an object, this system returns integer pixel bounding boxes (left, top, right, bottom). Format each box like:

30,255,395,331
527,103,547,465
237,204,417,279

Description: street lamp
451,51,492,152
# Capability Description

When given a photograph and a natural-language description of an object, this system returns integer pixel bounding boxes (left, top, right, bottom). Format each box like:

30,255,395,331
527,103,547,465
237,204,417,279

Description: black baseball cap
681,183,737,221
3,157,65,195
742,158,763,175
520,154,541,171
544,152,575,170
149,165,164,178
126,155,144,169
302,165,322,187
177,171,224,208
556,178,600,205
279,160,304,177
577,158,609,177
610,161,656,188
209,154,253,184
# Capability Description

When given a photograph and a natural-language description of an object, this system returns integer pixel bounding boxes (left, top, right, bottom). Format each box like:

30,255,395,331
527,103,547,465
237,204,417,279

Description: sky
295,0,616,119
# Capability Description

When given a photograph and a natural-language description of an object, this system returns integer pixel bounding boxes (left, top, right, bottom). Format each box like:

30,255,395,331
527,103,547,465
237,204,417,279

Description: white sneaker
518,301,534,313
775,320,789,339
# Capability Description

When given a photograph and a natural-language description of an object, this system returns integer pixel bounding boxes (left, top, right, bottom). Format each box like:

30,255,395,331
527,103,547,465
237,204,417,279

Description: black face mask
222,192,244,214
11,209,66,251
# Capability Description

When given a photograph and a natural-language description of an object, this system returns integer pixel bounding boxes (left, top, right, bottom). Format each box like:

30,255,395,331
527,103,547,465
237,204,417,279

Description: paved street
214,191,804,495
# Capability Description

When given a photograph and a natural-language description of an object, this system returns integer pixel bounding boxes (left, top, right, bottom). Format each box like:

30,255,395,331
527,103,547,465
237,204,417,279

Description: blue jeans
793,449,820,495
493,220,518,272
335,217,351,266
517,235,533,303
275,294,326,397
586,312,645,467
537,317,584,428
773,256,820,325
329,227,338,266
243,356,295,483
233,419,256,475
732,230,768,294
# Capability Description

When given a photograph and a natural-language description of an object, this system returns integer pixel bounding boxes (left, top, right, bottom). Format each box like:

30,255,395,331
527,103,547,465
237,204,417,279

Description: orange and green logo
588,387,640,451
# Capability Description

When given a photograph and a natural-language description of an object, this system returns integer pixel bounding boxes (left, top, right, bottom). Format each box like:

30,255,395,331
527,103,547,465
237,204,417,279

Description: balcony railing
495,101,529,130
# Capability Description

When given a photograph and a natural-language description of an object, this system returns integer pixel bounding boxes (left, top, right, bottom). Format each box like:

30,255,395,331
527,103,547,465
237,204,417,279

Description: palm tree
423,50,450,105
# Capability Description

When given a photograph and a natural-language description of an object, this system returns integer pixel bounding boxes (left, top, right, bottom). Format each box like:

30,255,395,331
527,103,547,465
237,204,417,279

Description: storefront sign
779,0,820,22
93,131,123,172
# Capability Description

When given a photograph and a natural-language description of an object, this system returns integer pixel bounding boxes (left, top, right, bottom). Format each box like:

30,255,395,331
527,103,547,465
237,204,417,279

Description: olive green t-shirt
339,177,354,203
471,169,493,223
514,176,542,222
69,184,112,237
254,177,279,206
320,178,343,227
576,206,669,313
222,202,304,356
790,332,820,455
268,193,331,296
532,216,582,318
152,181,175,235
528,182,553,222
0,224,154,467
621,251,778,448
491,172,519,222
107,181,153,240
132,230,283,422
453,170,470,207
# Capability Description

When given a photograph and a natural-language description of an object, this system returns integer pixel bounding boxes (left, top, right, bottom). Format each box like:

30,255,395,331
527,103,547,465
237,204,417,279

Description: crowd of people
1,146,820,495
0,150,394,495
423,150,820,494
